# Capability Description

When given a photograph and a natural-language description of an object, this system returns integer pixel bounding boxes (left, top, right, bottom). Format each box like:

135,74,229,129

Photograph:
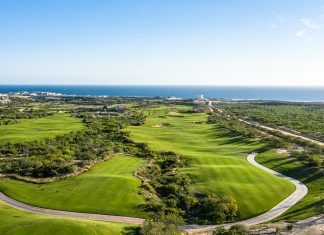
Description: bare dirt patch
277,148,291,156
250,215,323,235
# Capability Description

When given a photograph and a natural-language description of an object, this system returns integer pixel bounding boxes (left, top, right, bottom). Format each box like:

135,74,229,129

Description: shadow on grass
121,226,140,235
253,145,273,154
206,126,257,146
279,199,323,220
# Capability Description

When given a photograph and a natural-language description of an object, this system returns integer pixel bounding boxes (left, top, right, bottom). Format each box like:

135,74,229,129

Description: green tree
199,195,238,224
139,213,184,235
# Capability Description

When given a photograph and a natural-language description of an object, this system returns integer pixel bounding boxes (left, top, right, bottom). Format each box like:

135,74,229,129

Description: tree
198,195,238,224
139,213,184,235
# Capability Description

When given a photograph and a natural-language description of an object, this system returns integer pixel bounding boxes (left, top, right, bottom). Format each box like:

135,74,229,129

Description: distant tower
200,94,204,99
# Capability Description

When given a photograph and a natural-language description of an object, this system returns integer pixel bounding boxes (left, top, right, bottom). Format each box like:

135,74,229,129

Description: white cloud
295,30,313,41
295,30,306,38
300,18,319,29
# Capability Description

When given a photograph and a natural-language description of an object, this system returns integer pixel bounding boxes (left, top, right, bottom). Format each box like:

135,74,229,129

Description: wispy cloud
295,30,307,38
300,18,319,29
295,30,312,41
270,16,285,29
269,5,324,41
294,6,324,41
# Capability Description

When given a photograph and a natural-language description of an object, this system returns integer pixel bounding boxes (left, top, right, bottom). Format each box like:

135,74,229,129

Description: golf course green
0,155,147,218
0,113,84,143
0,202,133,235
128,106,295,219
256,150,323,221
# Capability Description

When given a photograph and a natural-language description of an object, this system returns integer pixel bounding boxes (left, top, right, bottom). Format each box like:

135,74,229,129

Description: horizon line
1,84,324,87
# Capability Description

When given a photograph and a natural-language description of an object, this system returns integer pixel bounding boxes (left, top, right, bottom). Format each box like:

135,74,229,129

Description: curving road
0,153,308,232
183,153,308,233
0,191,145,224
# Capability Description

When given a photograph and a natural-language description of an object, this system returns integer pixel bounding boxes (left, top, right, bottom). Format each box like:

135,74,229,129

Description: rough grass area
256,150,323,221
0,114,84,143
0,202,134,235
128,106,295,219
0,155,147,218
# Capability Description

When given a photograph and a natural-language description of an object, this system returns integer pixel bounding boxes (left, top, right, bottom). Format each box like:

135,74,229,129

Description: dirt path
240,118,324,146
183,153,308,234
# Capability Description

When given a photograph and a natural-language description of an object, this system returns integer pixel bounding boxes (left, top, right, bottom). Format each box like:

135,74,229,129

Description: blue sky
0,0,324,85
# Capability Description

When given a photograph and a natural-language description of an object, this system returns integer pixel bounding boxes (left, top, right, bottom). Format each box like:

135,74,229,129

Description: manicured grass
0,114,84,143
0,155,147,218
256,150,323,221
0,202,135,235
128,106,295,219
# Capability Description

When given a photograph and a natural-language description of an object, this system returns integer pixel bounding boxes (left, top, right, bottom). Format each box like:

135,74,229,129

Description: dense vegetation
136,148,239,224
0,113,145,178
0,105,53,125
217,102,324,141
0,102,241,225
208,111,323,168
1,95,323,234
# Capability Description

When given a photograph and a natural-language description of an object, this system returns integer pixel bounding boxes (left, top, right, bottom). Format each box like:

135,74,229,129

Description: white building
0,94,10,104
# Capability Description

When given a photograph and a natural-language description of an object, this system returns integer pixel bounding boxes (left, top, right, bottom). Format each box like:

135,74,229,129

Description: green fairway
128,106,295,219
256,150,323,221
0,202,134,235
0,155,147,218
0,114,84,143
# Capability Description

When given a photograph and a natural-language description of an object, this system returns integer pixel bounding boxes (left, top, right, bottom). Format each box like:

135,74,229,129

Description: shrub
197,195,239,224
139,213,184,235
287,224,293,231
228,224,250,235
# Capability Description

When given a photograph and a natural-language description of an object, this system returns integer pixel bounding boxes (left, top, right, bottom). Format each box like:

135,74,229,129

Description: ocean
1,85,324,102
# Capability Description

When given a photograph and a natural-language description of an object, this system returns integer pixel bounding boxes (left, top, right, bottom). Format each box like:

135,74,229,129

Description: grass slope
128,107,295,219
256,150,323,221
0,155,147,218
0,114,84,143
0,202,134,235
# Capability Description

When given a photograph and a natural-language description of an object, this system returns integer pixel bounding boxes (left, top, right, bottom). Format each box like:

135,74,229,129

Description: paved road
183,153,308,233
0,192,145,224
0,153,308,232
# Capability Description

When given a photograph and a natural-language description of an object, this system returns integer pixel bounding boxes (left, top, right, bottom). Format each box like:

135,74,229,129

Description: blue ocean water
0,85,324,102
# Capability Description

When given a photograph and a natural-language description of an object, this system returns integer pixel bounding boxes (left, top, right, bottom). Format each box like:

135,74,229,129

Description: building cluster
193,94,208,104
24,92,63,96
0,94,10,104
